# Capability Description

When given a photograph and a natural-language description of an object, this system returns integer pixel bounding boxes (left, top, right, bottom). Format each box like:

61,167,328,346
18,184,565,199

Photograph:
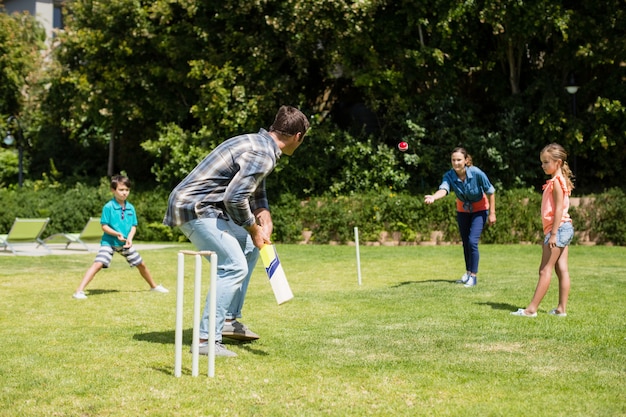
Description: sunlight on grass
0,244,624,416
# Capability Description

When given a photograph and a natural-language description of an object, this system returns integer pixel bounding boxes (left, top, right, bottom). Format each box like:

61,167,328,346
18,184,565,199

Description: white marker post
175,250,217,378
354,227,362,286
207,252,217,377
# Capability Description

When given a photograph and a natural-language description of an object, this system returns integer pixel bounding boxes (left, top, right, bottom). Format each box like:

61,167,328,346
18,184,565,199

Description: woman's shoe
463,275,477,287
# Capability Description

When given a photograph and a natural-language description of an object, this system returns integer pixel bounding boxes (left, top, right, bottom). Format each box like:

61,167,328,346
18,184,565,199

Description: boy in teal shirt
73,175,168,299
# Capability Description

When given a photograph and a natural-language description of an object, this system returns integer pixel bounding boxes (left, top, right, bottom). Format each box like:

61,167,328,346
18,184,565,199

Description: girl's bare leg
553,246,570,314
525,244,563,314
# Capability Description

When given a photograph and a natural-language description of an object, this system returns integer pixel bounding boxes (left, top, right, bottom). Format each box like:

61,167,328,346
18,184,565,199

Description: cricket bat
259,244,294,305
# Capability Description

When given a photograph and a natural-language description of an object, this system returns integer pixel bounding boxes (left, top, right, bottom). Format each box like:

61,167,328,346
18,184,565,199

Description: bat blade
259,244,294,305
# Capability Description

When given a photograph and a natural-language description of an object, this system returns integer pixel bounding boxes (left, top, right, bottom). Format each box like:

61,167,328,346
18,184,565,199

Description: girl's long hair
541,143,575,192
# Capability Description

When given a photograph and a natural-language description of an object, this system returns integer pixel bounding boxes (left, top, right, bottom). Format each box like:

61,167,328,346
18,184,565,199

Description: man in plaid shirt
164,106,309,357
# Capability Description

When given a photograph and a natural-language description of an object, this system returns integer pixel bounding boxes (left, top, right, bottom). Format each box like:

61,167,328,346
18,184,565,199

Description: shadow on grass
134,328,188,345
85,289,120,296
134,330,268,353
476,301,519,311
136,329,269,376
236,343,269,356
392,280,456,287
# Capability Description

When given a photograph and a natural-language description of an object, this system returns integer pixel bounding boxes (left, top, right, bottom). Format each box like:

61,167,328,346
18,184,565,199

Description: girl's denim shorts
544,222,574,247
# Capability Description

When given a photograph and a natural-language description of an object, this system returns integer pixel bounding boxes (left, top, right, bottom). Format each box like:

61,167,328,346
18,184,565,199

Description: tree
38,0,205,181
24,0,626,195
0,9,45,115
0,8,45,187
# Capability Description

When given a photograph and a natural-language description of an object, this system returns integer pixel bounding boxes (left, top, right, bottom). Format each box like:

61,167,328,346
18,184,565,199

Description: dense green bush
0,179,180,242
590,188,626,245
2,182,624,246
272,189,542,245
269,193,306,244
480,188,542,244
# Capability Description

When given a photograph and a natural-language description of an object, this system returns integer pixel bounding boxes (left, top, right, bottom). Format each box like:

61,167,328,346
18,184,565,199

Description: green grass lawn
1,244,624,417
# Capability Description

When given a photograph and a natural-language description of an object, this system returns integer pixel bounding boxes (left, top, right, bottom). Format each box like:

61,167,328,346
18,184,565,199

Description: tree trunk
507,39,521,95
107,126,115,176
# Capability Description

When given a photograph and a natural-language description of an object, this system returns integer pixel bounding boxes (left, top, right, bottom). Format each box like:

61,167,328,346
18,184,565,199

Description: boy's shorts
544,222,574,248
94,245,143,268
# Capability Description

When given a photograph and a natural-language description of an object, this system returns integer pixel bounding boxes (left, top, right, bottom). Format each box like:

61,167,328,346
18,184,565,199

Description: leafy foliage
0,184,624,246
1,0,625,196
0,9,45,115
591,188,626,245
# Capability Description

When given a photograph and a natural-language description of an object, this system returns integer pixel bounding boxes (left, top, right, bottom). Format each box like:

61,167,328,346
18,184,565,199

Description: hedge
0,181,622,246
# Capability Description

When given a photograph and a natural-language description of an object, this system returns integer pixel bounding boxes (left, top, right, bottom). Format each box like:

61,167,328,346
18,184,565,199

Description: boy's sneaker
464,275,477,287
150,284,169,293
193,341,237,357
222,320,259,341
73,291,87,300
456,273,470,284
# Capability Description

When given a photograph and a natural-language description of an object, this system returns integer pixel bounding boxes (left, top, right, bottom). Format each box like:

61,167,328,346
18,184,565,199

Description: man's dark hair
269,105,310,136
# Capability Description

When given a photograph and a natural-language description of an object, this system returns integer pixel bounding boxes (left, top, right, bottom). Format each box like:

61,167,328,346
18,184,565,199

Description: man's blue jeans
456,210,488,274
180,217,259,342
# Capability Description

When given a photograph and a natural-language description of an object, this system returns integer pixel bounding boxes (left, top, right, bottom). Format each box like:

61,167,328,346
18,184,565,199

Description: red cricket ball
398,141,409,152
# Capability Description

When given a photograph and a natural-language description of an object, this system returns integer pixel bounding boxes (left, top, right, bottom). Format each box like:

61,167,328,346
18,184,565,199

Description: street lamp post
565,71,580,176
4,116,25,187
565,71,579,117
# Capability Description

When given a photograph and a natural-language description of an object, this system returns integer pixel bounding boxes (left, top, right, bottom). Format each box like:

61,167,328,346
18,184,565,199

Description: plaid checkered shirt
163,129,280,228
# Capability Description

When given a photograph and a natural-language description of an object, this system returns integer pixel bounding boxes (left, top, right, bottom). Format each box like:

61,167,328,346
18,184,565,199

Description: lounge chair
43,217,102,251
0,217,51,255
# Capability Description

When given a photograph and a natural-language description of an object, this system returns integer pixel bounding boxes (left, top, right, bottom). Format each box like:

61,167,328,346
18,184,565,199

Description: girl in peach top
512,143,574,317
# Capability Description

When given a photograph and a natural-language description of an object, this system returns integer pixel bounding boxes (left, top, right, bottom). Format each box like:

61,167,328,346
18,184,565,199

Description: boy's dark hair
111,174,131,190
269,105,310,136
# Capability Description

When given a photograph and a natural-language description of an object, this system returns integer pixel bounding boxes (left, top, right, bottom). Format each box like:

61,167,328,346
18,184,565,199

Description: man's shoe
73,291,87,299
464,275,477,287
193,341,237,357
222,320,259,341
456,273,470,284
